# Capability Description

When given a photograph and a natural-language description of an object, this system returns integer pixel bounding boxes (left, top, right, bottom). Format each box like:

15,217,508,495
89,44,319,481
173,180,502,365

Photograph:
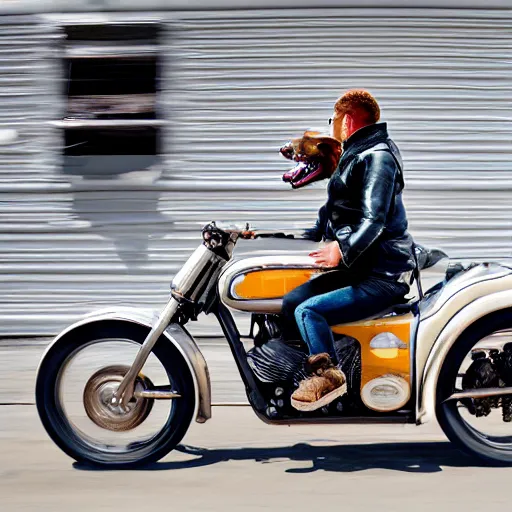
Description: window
55,23,162,177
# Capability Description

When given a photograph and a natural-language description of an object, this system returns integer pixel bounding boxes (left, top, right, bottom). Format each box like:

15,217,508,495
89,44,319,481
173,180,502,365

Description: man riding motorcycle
282,89,417,411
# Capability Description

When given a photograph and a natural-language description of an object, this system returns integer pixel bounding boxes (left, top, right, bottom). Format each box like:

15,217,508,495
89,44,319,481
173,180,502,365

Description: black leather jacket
304,122,416,279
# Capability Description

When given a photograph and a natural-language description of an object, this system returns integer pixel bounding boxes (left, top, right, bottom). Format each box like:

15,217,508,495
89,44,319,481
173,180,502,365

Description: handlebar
201,221,296,246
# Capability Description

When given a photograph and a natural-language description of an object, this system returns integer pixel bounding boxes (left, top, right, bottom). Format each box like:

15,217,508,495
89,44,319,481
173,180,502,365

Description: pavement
1,336,512,512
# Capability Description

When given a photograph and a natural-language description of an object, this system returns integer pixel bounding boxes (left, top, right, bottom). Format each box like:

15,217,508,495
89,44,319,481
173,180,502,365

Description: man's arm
335,150,397,267
303,204,328,242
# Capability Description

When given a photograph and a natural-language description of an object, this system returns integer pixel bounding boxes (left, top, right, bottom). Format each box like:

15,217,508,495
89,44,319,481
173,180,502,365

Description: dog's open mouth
282,161,324,188
280,131,341,189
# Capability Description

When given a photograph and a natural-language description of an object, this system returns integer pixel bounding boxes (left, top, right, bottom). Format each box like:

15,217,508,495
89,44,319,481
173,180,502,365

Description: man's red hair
334,89,381,124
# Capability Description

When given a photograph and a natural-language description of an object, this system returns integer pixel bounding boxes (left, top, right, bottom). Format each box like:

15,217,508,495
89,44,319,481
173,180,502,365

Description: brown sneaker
291,366,347,412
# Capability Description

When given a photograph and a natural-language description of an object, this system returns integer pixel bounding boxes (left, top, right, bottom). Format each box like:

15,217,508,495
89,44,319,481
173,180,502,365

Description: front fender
38,307,211,424
417,289,512,424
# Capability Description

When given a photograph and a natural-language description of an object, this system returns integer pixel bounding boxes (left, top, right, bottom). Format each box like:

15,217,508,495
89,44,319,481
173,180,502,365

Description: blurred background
0,0,511,336
1,3,512,510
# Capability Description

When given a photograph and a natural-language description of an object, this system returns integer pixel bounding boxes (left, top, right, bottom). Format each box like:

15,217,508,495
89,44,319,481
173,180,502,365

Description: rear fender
417,290,512,424
38,307,212,423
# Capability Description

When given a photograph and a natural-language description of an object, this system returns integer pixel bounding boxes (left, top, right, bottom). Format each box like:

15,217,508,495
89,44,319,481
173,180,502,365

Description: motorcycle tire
36,321,196,468
436,309,512,465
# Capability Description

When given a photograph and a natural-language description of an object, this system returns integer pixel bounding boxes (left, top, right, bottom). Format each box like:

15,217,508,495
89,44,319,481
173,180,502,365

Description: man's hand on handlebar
239,230,256,239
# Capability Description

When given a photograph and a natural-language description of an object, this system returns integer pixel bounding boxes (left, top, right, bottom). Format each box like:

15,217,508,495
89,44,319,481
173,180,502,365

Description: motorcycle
35,219,512,467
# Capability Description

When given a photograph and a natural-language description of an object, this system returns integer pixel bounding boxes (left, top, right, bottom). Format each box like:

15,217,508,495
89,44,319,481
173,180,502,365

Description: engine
462,343,512,422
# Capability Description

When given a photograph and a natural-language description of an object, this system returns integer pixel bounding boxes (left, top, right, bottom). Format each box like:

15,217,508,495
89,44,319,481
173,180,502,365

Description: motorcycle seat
415,244,449,271
358,300,417,323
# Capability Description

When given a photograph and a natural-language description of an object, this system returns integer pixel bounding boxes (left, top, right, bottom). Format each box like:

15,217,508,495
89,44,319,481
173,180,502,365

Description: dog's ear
314,136,342,156
312,135,341,147
314,136,342,173
303,130,322,138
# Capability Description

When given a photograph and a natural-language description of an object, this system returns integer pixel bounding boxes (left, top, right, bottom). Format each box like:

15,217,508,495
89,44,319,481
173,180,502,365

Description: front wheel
436,309,512,464
36,321,196,468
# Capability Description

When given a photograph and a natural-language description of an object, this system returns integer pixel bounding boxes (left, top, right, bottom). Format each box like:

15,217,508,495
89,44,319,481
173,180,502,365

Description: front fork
111,298,180,406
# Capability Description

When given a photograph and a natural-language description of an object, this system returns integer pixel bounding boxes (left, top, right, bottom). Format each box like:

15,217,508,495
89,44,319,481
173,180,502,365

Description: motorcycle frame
216,250,512,424
38,248,512,427
212,298,419,425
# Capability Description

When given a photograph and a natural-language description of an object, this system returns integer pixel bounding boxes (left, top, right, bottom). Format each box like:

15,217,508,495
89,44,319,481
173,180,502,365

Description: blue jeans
282,270,409,360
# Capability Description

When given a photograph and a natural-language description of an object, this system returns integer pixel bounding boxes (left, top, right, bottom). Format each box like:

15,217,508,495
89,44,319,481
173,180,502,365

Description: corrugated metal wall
1,8,511,335
0,17,67,335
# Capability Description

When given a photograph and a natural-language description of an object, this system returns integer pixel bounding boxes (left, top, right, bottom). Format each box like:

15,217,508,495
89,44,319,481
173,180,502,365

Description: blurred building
0,0,511,335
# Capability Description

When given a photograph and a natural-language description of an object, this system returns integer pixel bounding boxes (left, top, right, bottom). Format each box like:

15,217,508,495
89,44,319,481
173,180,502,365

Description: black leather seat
415,244,448,271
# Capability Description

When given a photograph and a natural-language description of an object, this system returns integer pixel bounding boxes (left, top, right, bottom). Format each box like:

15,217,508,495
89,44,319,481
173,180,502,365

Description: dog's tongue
282,161,307,183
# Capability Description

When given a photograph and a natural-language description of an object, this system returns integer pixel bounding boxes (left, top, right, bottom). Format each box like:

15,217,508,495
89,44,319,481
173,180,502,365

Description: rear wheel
36,321,196,468
436,310,512,464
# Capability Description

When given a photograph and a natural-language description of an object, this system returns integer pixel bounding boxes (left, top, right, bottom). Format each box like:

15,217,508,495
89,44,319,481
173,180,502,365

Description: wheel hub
83,365,154,432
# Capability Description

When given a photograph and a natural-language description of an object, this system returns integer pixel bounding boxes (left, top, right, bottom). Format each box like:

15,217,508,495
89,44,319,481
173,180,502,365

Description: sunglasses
328,113,342,125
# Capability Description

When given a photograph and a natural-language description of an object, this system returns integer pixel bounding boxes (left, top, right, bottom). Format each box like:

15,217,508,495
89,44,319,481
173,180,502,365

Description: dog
280,131,341,188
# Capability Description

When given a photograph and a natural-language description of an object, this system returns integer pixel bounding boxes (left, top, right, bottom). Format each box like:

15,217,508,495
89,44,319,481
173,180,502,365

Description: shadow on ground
74,441,487,473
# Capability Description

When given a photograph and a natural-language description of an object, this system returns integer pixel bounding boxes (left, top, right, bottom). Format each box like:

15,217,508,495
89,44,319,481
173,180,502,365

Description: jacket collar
341,122,389,161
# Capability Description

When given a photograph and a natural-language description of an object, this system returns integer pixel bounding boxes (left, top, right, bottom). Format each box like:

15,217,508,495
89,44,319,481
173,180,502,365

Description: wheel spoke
56,338,173,452
134,389,181,400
